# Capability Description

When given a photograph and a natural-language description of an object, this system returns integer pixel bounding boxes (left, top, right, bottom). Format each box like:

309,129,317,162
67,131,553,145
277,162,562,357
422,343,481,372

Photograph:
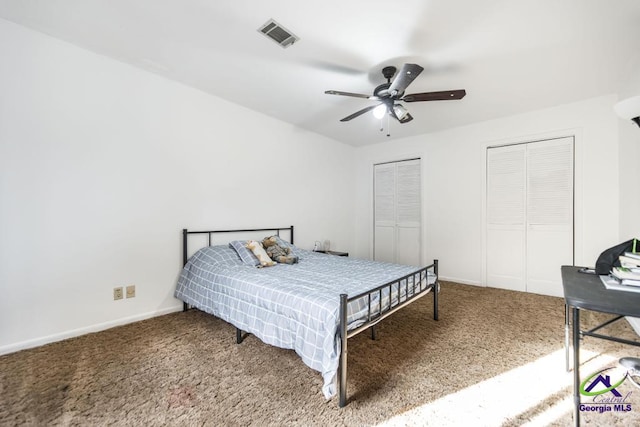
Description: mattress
174,245,436,398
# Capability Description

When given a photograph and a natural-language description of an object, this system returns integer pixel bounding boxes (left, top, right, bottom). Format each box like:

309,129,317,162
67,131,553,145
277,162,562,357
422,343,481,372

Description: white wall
617,58,640,336
353,95,620,289
618,58,640,240
0,19,355,354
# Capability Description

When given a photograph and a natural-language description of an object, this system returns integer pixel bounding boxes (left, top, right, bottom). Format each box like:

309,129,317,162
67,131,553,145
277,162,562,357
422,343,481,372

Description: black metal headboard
182,226,294,266
180,226,294,312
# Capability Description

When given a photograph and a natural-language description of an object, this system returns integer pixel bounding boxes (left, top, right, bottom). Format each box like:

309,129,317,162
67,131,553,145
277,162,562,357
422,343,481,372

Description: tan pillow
246,240,276,267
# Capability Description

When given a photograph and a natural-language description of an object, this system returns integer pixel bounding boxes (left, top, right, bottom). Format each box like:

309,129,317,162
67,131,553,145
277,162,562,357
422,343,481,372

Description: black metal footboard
337,259,439,407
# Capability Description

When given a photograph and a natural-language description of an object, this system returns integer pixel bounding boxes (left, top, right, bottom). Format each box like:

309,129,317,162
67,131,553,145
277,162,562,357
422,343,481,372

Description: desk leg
572,306,581,427
565,303,571,372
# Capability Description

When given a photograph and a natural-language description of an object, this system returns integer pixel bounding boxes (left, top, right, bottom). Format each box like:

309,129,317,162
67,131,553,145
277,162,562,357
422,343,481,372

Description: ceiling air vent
258,19,299,48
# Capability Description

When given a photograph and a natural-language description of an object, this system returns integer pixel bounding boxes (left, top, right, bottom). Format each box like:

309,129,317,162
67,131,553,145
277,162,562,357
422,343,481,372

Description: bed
174,226,439,406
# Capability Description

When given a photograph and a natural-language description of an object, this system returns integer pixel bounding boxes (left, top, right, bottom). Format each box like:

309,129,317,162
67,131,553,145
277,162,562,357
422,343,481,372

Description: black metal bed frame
181,226,439,407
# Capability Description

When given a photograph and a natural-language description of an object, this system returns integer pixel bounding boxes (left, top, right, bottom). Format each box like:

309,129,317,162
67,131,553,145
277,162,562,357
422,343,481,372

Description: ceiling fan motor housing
373,83,391,98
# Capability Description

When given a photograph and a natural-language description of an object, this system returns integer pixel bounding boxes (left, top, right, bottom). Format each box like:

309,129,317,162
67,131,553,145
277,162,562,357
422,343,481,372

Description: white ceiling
1,0,639,146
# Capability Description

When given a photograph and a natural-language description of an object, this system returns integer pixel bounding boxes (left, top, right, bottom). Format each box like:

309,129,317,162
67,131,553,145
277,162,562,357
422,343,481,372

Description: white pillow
246,240,276,267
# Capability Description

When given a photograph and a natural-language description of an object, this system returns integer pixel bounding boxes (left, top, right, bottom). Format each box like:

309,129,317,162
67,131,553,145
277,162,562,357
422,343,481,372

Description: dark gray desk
561,265,640,426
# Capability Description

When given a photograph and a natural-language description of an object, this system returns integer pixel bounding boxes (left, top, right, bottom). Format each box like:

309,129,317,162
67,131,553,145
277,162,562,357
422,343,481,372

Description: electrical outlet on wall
113,287,123,300
126,285,135,298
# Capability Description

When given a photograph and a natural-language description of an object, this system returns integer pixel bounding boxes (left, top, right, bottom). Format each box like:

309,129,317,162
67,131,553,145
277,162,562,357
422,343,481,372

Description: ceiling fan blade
403,89,466,102
387,63,424,96
340,104,380,122
325,90,379,100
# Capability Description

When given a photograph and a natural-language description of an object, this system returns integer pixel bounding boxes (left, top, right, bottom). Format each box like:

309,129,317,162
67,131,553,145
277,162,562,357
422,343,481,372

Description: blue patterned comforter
174,245,436,398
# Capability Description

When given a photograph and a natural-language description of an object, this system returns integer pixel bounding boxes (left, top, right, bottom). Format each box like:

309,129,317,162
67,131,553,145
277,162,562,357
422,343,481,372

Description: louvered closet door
396,160,421,266
374,159,421,266
374,163,397,263
486,145,527,292
486,137,574,296
526,138,574,296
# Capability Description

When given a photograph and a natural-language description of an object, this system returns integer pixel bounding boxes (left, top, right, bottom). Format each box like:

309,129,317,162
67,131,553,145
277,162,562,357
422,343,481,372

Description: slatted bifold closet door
486,137,574,297
374,159,422,267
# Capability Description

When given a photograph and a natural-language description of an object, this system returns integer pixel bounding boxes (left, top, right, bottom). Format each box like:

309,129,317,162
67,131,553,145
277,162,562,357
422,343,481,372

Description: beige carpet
1,282,639,426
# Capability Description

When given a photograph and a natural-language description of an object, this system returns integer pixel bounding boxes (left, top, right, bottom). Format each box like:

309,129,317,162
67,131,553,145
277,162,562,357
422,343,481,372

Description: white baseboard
0,305,183,356
439,276,482,287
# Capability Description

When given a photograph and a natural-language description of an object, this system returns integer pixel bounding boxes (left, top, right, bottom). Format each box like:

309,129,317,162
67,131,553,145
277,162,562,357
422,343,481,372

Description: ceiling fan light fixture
373,104,387,119
393,104,409,120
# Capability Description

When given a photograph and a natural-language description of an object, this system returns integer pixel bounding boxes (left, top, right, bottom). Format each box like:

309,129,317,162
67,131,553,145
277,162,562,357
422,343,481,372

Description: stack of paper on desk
601,275,640,293
611,266,640,286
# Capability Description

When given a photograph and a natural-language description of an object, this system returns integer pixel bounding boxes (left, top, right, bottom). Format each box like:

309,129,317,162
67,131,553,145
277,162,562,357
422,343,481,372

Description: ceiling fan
325,63,466,124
